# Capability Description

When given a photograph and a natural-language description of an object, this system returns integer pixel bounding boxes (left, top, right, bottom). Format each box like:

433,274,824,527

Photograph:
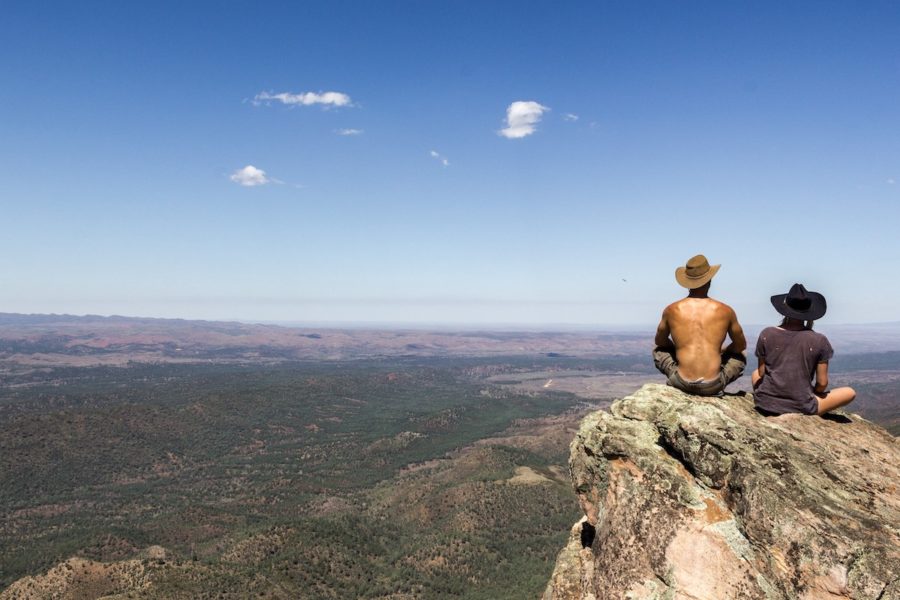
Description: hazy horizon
5,309,900,333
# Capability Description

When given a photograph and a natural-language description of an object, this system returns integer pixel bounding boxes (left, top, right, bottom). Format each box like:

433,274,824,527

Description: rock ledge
543,383,900,600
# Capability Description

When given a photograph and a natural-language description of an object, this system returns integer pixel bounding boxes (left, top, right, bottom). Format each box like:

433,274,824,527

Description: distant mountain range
0,313,651,367
1,313,898,368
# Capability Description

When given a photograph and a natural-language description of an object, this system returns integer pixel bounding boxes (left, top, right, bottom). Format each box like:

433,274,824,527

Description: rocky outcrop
544,384,900,600
0,556,151,600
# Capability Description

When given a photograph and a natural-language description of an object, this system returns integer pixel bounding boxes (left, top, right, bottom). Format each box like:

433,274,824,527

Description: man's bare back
655,294,746,381
653,255,747,395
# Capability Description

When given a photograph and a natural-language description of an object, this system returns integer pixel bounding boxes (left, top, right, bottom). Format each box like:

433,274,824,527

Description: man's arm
655,309,673,349
722,308,747,355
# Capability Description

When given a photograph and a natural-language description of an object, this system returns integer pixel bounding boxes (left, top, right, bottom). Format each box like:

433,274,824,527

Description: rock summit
544,383,899,600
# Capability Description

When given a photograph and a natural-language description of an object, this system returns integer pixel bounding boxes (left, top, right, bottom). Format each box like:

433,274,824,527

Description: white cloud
230,165,271,187
430,150,449,167
563,113,579,122
498,101,549,139
888,178,896,185
335,128,364,136
253,90,353,108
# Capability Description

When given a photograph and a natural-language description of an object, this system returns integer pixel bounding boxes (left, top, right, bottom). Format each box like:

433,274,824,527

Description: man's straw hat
675,254,720,289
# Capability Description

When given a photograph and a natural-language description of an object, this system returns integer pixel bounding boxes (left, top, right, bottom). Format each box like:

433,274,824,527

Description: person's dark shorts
755,394,819,416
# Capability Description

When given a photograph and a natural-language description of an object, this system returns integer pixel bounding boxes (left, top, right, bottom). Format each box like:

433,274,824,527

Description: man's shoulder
705,297,739,317
668,296,735,313
705,295,735,307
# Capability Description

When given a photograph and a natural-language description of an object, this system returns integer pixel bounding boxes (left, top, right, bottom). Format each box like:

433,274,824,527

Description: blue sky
1,1,898,326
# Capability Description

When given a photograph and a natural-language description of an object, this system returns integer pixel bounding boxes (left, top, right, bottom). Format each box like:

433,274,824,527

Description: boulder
544,383,900,600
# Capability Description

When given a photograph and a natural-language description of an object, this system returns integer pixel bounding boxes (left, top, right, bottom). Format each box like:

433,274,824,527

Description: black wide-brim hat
771,283,827,321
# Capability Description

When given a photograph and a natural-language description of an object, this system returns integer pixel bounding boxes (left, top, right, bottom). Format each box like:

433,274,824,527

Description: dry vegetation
0,356,625,598
0,315,896,598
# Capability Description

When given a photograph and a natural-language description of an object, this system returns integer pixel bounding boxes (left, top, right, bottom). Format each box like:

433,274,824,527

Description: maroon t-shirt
754,327,834,415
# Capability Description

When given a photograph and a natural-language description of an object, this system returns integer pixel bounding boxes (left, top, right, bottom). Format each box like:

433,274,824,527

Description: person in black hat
751,283,856,415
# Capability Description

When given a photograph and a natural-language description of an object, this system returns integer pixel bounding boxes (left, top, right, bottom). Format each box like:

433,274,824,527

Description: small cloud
429,150,449,167
253,90,353,108
335,128,364,136
230,165,271,187
563,113,579,122
498,101,549,139
888,178,896,185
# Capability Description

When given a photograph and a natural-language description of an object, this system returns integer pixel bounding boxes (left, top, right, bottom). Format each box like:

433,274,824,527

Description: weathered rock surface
543,383,900,600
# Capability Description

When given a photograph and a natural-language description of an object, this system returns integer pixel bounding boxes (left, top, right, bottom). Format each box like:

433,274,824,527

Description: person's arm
814,362,829,395
754,359,766,389
722,309,747,355
655,310,673,349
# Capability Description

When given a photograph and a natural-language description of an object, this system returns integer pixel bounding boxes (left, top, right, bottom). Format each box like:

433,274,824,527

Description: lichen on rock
544,383,900,600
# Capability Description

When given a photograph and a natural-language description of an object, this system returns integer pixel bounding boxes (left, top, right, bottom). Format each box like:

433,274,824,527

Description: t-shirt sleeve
818,335,834,363
755,332,766,360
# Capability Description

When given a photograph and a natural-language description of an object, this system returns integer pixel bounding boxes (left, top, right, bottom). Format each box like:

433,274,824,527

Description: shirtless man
653,254,747,396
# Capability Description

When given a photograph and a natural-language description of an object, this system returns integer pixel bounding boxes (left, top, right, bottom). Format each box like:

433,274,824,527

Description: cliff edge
543,383,899,600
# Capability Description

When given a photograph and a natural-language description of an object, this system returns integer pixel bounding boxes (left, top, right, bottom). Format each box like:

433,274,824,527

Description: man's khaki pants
653,347,746,396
